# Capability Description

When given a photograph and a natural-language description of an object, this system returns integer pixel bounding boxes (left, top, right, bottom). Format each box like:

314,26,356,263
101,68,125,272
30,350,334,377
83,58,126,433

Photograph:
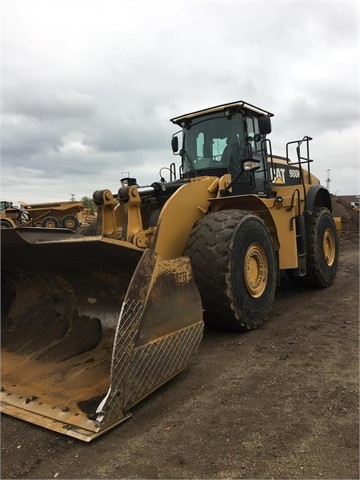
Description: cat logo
272,167,286,183
176,271,188,284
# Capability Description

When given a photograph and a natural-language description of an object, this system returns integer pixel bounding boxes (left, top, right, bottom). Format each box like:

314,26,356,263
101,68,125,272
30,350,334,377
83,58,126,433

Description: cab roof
170,101,274,126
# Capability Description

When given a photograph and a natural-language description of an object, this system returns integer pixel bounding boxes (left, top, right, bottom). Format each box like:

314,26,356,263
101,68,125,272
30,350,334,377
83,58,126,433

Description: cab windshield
182,112,245,174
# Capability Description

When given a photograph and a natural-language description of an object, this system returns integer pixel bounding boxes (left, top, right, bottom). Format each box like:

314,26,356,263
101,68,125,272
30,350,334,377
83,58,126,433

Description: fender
305,185,332,215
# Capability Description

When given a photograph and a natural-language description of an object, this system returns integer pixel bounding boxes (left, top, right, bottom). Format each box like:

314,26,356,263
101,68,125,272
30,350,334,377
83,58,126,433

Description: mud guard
305,185,332,214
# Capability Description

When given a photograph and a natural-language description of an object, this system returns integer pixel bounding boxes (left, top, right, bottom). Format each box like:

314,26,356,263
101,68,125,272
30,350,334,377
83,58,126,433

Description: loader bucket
1,228,203,441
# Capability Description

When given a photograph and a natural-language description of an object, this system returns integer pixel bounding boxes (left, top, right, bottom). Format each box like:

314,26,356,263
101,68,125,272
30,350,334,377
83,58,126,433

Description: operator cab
171,101,273,196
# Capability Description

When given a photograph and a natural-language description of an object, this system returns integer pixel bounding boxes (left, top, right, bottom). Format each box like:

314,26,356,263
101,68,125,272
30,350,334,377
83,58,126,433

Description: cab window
245,116,261,156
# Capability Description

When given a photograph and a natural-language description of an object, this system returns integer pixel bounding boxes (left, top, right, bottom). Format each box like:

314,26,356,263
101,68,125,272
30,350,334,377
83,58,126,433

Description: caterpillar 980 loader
1,101,340,441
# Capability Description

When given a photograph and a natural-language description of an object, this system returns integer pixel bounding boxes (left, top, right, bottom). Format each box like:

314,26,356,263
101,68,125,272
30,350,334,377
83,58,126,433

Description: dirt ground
1,197,359,480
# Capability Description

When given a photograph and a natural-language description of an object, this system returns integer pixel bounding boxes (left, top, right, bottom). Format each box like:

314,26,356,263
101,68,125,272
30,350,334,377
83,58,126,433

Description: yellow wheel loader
1,101,341,441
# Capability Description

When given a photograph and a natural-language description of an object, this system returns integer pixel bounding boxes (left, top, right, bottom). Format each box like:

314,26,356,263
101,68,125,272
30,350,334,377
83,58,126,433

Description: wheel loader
1,101,341,442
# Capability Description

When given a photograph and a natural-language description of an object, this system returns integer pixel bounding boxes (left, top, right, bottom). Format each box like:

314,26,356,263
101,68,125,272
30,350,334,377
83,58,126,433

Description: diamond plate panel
124,321,204,409
95,297,143,427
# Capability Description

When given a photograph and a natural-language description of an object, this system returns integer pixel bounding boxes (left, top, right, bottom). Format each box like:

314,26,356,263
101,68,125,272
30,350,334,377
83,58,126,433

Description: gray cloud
4,85,97,120
1,0,358,203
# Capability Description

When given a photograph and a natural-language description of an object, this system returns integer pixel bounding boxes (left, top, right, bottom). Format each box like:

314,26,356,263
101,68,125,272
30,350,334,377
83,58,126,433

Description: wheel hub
323,228,336,266
66,219,75,228
244,243,268,298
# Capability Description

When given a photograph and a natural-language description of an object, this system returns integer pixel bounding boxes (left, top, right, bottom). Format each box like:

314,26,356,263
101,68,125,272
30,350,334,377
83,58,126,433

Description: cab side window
245,117,261,157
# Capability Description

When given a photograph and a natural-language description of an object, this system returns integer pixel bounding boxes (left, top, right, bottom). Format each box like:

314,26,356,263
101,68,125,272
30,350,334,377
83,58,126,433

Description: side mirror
171,136,179,153
258,116,272,135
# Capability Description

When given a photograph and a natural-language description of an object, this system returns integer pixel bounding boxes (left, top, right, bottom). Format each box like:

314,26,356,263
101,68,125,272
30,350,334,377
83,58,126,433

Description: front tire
1,220,13,228
186,209,277,330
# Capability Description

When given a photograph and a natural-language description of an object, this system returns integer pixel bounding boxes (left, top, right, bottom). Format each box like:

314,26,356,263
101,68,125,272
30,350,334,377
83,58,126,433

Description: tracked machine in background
1,101,340,441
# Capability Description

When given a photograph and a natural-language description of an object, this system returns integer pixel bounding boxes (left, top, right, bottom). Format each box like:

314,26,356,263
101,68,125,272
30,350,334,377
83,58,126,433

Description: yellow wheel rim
323,228,336,266
65,219,75,228
244,243,268,298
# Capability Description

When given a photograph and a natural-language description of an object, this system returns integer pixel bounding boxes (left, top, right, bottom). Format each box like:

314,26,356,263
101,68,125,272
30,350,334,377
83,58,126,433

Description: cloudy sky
1,0,359,204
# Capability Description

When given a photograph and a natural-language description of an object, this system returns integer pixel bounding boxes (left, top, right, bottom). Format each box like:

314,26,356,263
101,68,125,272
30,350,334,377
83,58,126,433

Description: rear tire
303,207,339,287
41,216,59,228
61,215,79,230
186,209,277,330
